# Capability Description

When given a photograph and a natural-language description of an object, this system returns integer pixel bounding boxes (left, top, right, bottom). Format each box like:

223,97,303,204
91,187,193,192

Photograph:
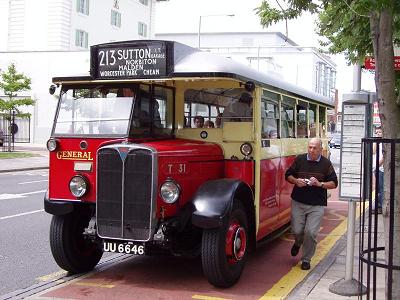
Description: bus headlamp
240,143,253,157
46,138,58,152
160,180,180,204
69,175,88,198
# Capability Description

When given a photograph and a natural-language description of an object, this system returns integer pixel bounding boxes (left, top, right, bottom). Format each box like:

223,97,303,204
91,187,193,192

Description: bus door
258,92,281,238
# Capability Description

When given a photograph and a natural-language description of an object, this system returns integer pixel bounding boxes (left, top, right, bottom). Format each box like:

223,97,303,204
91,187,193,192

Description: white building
0,0,158,144
0,0,156,51
156,32,337,102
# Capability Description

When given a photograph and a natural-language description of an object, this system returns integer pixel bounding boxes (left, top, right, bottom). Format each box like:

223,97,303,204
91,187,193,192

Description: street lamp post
198,14,234,49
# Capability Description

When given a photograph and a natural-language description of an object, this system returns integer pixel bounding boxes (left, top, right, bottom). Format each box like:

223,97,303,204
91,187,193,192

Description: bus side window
281,96,295,138
309,103,317,138
297,102,308,138
261,100,279,139
319,106,327,138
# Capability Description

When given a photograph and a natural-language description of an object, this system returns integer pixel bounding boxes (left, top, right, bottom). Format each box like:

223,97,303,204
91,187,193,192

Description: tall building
0,0,158,144
0,0,156,51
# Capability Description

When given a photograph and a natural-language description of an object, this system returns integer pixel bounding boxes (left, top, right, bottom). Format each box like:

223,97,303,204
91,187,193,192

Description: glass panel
184,88,250,128
54,84,174,138
261,100,279,139
281,107,294,138
263,90,280,102
129,85,174,138
319,106,327,138
55,87,133,135
309,103,317,138
297,101,308,138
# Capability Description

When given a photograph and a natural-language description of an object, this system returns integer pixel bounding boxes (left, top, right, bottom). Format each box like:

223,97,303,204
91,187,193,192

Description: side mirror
49,84,57,95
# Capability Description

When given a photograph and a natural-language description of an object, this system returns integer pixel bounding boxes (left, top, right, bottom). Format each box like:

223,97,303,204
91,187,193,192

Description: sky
155,0,376,98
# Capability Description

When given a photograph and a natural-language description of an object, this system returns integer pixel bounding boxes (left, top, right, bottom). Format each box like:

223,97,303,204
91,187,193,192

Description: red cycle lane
35,189,348,300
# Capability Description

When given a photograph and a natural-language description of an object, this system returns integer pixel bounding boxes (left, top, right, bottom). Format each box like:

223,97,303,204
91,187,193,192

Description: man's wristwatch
320,182,325,188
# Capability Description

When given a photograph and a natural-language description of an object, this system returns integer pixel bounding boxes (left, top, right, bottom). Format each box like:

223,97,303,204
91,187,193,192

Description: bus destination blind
95,43,167,79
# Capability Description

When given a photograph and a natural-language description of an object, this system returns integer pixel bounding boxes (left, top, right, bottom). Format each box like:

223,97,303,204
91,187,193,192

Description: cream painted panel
222,122,254,142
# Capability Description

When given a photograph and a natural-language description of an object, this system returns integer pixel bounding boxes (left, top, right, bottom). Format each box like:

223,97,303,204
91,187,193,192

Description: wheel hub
226,221,247,264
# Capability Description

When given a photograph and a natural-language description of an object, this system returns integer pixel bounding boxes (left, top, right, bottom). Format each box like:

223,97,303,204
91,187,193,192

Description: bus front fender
191,179,252,229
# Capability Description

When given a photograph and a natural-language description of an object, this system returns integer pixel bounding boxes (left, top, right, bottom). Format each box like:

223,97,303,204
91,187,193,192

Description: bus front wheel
201,201,248,288
49,211,103,274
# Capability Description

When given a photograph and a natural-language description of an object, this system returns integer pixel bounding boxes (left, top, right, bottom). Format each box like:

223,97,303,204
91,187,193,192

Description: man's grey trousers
291,199,325,263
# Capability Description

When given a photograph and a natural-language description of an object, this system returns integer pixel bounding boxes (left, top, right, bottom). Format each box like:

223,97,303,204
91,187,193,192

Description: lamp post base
329,278,367,296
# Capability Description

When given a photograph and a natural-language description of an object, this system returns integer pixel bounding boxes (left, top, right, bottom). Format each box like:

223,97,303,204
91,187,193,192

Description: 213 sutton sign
94,42,167,79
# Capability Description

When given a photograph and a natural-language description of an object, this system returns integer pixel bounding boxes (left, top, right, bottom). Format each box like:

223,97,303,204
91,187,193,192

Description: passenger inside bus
194,116,205,128
204,120,215,128
222,92,253,122
215,113,223,128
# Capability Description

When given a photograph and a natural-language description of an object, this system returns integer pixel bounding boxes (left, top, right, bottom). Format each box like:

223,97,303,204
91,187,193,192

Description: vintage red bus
45,40,333,288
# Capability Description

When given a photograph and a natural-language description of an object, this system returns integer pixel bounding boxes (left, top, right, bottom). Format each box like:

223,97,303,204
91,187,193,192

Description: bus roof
53,40,334,107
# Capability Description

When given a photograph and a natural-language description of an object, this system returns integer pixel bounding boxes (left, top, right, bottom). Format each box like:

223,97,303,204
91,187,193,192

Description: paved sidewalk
0,144,49,173
288,207,385,300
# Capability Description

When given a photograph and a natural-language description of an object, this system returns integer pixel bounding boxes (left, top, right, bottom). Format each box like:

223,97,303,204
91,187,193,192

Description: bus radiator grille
97,147,153,241
123,149,153,240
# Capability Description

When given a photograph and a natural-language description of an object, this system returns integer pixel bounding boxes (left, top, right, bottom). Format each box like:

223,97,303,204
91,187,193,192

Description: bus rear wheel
201,201,248,288
49,211,103,274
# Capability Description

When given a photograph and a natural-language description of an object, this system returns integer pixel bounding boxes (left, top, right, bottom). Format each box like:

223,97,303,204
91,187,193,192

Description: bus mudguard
191,178,253,229
44,196,74,216
44,190,93,216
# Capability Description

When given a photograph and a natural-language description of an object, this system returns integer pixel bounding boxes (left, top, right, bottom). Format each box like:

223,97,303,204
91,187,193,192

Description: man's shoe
301,261,311,270
291,244,300,256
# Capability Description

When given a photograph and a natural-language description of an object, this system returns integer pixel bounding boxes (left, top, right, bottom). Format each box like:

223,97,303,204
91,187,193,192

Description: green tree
257,1,400,297
0,63,35,149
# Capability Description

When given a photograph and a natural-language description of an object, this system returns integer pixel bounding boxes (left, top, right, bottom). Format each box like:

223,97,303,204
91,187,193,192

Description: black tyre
49,211,103,274
201,201,248,288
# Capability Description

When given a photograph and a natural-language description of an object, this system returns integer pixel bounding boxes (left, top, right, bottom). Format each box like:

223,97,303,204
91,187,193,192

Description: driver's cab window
184,88,252,128
130,84,173,138
54,86,133,135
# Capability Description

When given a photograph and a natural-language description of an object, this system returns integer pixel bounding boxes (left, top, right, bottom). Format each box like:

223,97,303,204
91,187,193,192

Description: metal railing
0,134,14,152
360,138,400,299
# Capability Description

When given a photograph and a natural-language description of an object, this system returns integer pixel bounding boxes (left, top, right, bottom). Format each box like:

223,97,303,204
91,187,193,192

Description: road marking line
19,180,48,185
192,295,232,300
0,194,25,200
0,209,44,220
21,189,47,196
259,204,362,300
0,189,46,200
36,270,68,282
73,282,115,288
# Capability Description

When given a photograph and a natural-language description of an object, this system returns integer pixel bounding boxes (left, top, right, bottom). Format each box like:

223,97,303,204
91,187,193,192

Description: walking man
285,138,338,270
